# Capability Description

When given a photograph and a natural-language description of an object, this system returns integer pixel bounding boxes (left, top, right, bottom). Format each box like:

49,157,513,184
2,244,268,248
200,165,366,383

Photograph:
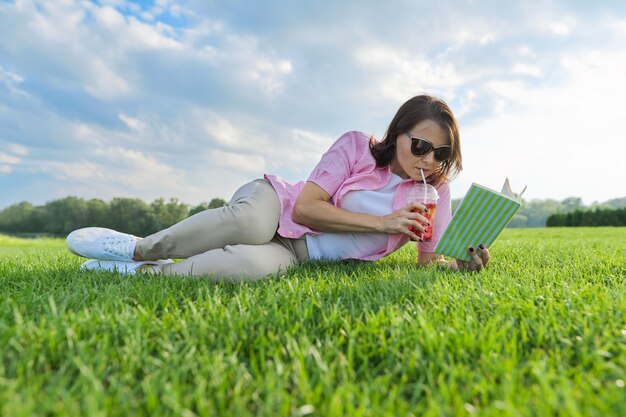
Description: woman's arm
293,181,429,239
295,182,491,271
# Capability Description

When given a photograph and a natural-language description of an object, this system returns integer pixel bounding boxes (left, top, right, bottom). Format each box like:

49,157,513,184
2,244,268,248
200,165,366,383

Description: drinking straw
420,169,427,202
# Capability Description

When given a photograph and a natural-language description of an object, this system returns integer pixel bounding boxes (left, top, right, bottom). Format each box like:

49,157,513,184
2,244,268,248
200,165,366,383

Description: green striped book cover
434,179,525,262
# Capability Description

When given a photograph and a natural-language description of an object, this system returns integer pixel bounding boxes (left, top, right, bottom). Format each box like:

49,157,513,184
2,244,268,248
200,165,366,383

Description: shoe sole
80,259,174,272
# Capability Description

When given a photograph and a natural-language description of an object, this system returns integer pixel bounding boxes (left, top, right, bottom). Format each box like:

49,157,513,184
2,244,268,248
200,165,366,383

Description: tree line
1,195,625,237
0,197,227,237
546,207,626,227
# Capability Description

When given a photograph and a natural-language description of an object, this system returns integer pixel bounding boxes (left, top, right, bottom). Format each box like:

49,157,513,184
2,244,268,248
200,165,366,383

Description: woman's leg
146,239,300,282
136,179,280,260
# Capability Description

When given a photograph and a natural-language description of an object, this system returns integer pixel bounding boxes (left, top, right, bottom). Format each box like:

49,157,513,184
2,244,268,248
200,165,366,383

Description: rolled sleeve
306,131,365,197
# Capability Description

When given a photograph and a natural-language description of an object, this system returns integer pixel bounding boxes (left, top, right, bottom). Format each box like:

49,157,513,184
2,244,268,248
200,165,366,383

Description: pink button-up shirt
265,131,451,260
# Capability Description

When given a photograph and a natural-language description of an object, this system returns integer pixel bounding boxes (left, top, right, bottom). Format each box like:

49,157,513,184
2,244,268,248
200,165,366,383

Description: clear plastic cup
406,183,439,241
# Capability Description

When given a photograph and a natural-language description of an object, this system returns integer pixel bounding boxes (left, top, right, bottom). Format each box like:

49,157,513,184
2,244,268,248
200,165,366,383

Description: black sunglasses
405,133,451,162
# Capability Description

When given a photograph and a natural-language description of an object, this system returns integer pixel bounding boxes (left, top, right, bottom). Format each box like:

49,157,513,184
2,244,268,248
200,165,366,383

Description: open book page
434,179,526,262
501,178,527,201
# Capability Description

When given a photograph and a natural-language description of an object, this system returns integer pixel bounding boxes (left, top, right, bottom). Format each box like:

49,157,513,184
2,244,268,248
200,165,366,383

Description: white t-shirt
305,174,404,260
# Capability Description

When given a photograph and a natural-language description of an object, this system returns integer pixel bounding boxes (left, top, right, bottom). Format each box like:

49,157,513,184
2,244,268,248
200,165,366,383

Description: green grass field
0,228,625,417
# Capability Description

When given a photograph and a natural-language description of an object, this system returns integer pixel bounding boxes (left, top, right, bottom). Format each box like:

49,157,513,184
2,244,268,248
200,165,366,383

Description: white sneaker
80,259,174,275
67,227,139,261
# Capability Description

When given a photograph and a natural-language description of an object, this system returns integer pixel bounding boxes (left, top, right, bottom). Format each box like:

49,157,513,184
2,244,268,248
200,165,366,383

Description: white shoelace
102,236,137,259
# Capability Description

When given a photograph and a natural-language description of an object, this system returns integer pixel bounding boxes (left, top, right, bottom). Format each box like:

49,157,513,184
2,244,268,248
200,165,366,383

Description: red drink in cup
419,202,437,241
407,183,439,242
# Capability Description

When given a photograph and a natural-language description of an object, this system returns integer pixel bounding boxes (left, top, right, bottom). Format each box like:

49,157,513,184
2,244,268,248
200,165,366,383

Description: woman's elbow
293,198,320,226
292,200,307,225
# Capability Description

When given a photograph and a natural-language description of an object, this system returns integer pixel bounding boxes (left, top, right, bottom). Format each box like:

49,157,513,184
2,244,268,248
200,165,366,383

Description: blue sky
1,0,625,208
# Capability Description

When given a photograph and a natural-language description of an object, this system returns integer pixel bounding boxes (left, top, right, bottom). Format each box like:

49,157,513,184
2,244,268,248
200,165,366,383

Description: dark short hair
370,95,462,186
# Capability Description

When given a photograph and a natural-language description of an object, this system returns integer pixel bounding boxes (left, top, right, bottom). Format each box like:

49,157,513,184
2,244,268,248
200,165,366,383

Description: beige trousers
135,179,309,282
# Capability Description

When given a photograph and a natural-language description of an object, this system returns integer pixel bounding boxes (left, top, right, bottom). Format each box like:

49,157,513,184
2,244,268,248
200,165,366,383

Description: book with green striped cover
434,179,526,262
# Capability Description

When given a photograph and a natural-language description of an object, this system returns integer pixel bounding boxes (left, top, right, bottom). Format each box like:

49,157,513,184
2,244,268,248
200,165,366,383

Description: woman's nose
421,150,436,165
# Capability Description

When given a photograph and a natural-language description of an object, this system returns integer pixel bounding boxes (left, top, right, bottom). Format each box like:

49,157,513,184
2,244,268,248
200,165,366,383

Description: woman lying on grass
66,94,490,281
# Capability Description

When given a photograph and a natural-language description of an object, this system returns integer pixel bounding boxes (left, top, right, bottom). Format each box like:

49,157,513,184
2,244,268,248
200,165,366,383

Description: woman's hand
444,244,491,272
380,201,430,241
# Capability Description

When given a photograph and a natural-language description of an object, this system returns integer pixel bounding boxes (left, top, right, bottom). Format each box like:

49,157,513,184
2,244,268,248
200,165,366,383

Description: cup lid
407,182,439,201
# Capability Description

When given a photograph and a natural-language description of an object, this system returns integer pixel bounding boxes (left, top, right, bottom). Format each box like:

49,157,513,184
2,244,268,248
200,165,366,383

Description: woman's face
390,119,449,180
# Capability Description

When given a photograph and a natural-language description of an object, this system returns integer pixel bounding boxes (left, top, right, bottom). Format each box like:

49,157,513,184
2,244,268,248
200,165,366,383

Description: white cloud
209,149,266,173
455,89,479,119
93,5,125,27
354,43,466,102
71,122,111,148
8,143,28,156
1,0,290,102
94,147,183,187
43,160,100,182
517,46,535,57
0,65,29,97
83,60,134,100
0,146,24,175
98,0,128,7
246,59,293,95
202,115,246,149
0,66,23,84
39,146,205,202
459,46,626,204
208,33,293,96
0,152,20,165
274,129,333,173
169,4,187,19
122,15,182,50
545,18,576,36
2,1,626,208
449,25,498,46
119,113,145,131
199,113,328,175
512,63,542,77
